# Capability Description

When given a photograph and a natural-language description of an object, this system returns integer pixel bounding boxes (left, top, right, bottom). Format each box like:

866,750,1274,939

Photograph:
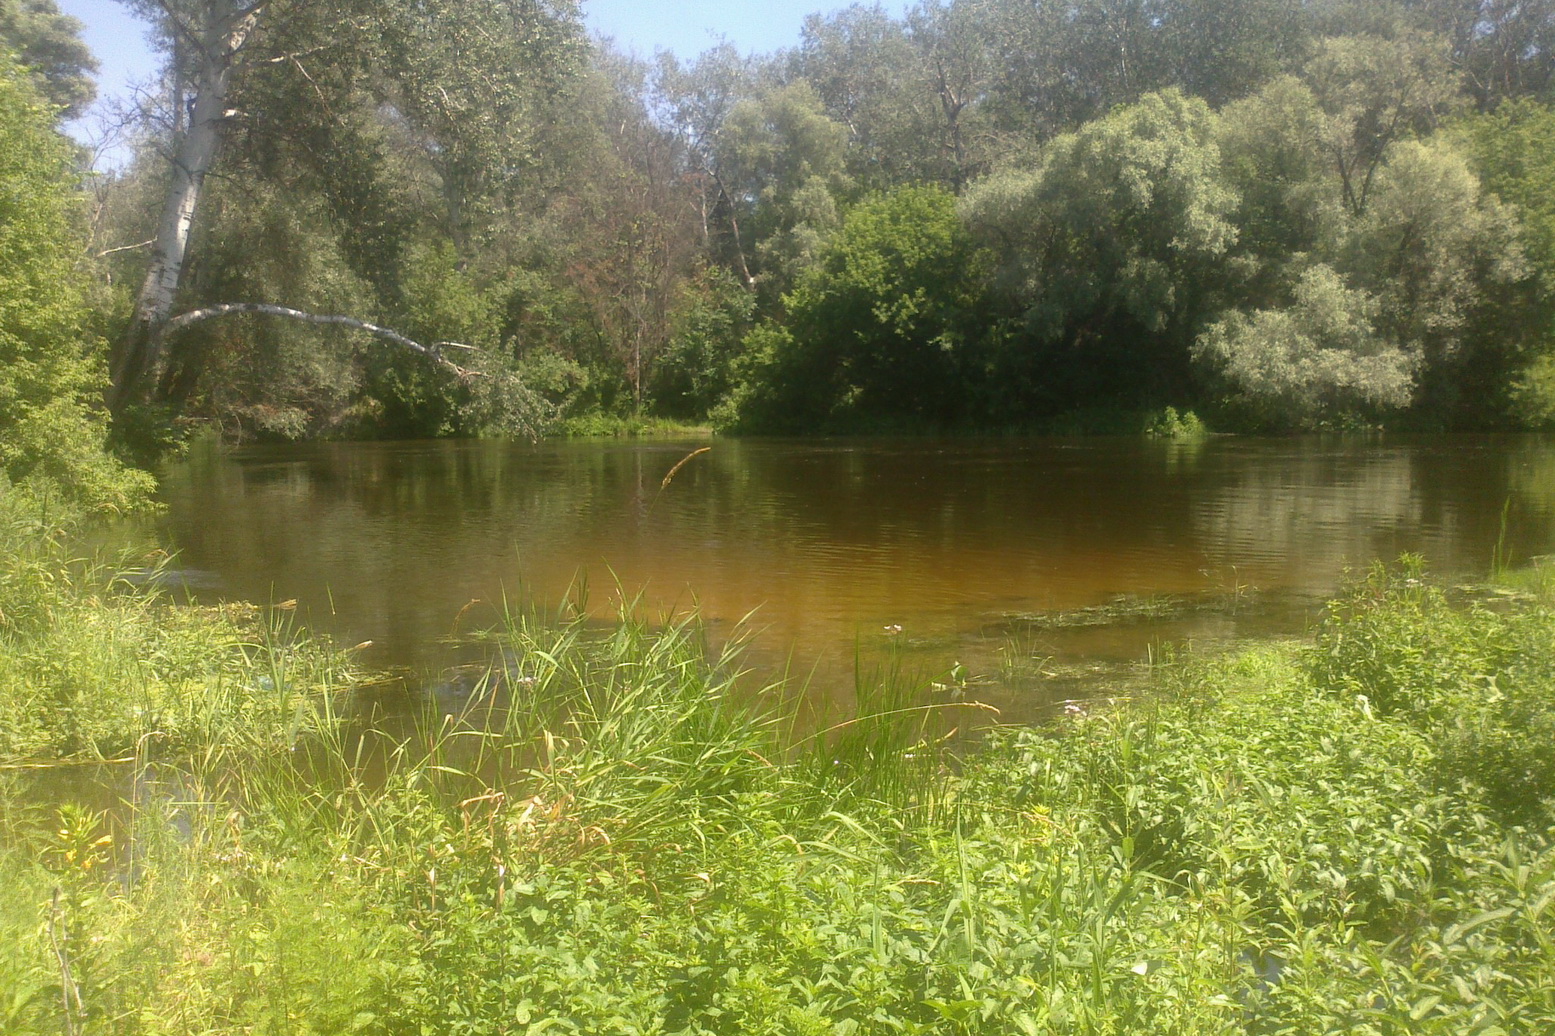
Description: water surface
141,435,1555,719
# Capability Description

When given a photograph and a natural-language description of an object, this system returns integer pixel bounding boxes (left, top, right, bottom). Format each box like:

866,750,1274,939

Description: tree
650,265,755,420
1216,77,1338,297
1155,0,1311,106
367,0,585,255
1193,263,1415,428
905,0,995,190
109,0,267,412
564,61,702,413
107,0,584,420
790,4,925,188
716,81,851,300
1408,0,1555,107
1200,92,1527,428
1452,99,1555,425
731,184,990,430
0,58,151,511
962,88,1237,409
0,0,97,118
1346,137,1526,420
1302,30,1462,217
653,43,767,288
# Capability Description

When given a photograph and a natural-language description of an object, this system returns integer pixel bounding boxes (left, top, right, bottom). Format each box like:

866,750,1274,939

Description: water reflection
141,435,1555,719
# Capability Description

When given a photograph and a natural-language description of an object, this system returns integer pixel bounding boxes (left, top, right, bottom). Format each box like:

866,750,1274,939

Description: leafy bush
1144,405,1208,439
1195,264,1416,429
729,185,992,431
0,59,151,513
1311,557,1555,823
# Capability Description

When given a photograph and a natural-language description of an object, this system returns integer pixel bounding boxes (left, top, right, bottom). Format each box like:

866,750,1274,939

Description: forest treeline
7,0,1555,479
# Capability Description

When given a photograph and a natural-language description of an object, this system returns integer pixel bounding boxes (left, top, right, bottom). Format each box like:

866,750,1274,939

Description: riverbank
2,496,1553,1032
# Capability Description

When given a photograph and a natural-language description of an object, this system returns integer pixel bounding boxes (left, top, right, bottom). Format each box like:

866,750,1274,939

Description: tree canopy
0,0,95,117
40,0,1555,441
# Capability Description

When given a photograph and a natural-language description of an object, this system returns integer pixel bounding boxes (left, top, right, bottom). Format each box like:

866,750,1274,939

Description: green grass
2,512,1554,1034
0,491,356,763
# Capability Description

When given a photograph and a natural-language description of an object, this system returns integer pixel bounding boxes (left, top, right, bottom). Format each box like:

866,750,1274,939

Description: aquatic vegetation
1144,406,1209,440
0,494,354,763
1,546,1554,1033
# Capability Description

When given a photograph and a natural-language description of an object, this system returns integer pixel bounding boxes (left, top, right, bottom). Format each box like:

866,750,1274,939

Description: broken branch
159,303,483,377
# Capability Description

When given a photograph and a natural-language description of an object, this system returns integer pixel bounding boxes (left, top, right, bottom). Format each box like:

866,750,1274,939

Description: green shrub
1311,557,1555,823
0,59,151,515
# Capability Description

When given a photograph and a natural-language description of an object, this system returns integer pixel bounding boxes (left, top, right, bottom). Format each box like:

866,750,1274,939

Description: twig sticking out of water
644,447,712,517
661,447,712,490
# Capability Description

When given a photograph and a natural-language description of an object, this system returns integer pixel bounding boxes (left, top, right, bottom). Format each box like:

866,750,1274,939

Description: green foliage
0,0,96,118
790,4,932,190
719,81,852,296
973,89,1236,339
1216,77,1339,291
1453,98,1555,286
71,0,1555,437
1512,353,1555,429
964,89,1236,413
1310,557,1555,824
1452,99,1555,428
649,266,756,420
1204,77,1525,429
732,184,991,431
1195,263,1414,429
168,178,376,440
0,498,354,762
1300,30,1462,218
1347,138,1527,416
1143,405,1207,439
0,60,151,513
5,562,1555,1032
361,0,587,248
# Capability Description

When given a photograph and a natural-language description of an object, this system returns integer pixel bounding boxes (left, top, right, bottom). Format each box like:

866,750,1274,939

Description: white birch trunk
110,3,265,409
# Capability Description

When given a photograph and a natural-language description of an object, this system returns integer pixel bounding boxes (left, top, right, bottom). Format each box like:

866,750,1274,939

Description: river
136,434,1555,721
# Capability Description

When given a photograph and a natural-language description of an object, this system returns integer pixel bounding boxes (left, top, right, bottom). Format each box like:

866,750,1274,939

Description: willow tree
107,0,584,416
962,88,1238,408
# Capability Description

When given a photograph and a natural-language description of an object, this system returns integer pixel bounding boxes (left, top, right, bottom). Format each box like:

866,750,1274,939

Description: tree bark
109,2,267,412
156,303,482,377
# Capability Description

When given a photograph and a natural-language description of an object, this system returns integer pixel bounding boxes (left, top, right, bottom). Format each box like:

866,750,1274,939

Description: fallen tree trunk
157,303,482,377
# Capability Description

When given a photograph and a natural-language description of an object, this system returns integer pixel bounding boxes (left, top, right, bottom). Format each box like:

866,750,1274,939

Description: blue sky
58,0,910,108
57,0,909,163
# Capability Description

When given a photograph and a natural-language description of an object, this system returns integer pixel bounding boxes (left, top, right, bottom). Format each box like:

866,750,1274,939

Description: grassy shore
2,491,1552,1034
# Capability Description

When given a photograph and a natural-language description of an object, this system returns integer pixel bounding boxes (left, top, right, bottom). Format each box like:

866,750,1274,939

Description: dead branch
97,239,157,258
159,303,483,377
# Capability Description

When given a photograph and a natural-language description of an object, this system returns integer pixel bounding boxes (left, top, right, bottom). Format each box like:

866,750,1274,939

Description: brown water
136,434,1555,720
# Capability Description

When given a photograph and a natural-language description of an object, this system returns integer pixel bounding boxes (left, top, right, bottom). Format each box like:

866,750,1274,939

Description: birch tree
107,1,263,412
106,0,583,416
